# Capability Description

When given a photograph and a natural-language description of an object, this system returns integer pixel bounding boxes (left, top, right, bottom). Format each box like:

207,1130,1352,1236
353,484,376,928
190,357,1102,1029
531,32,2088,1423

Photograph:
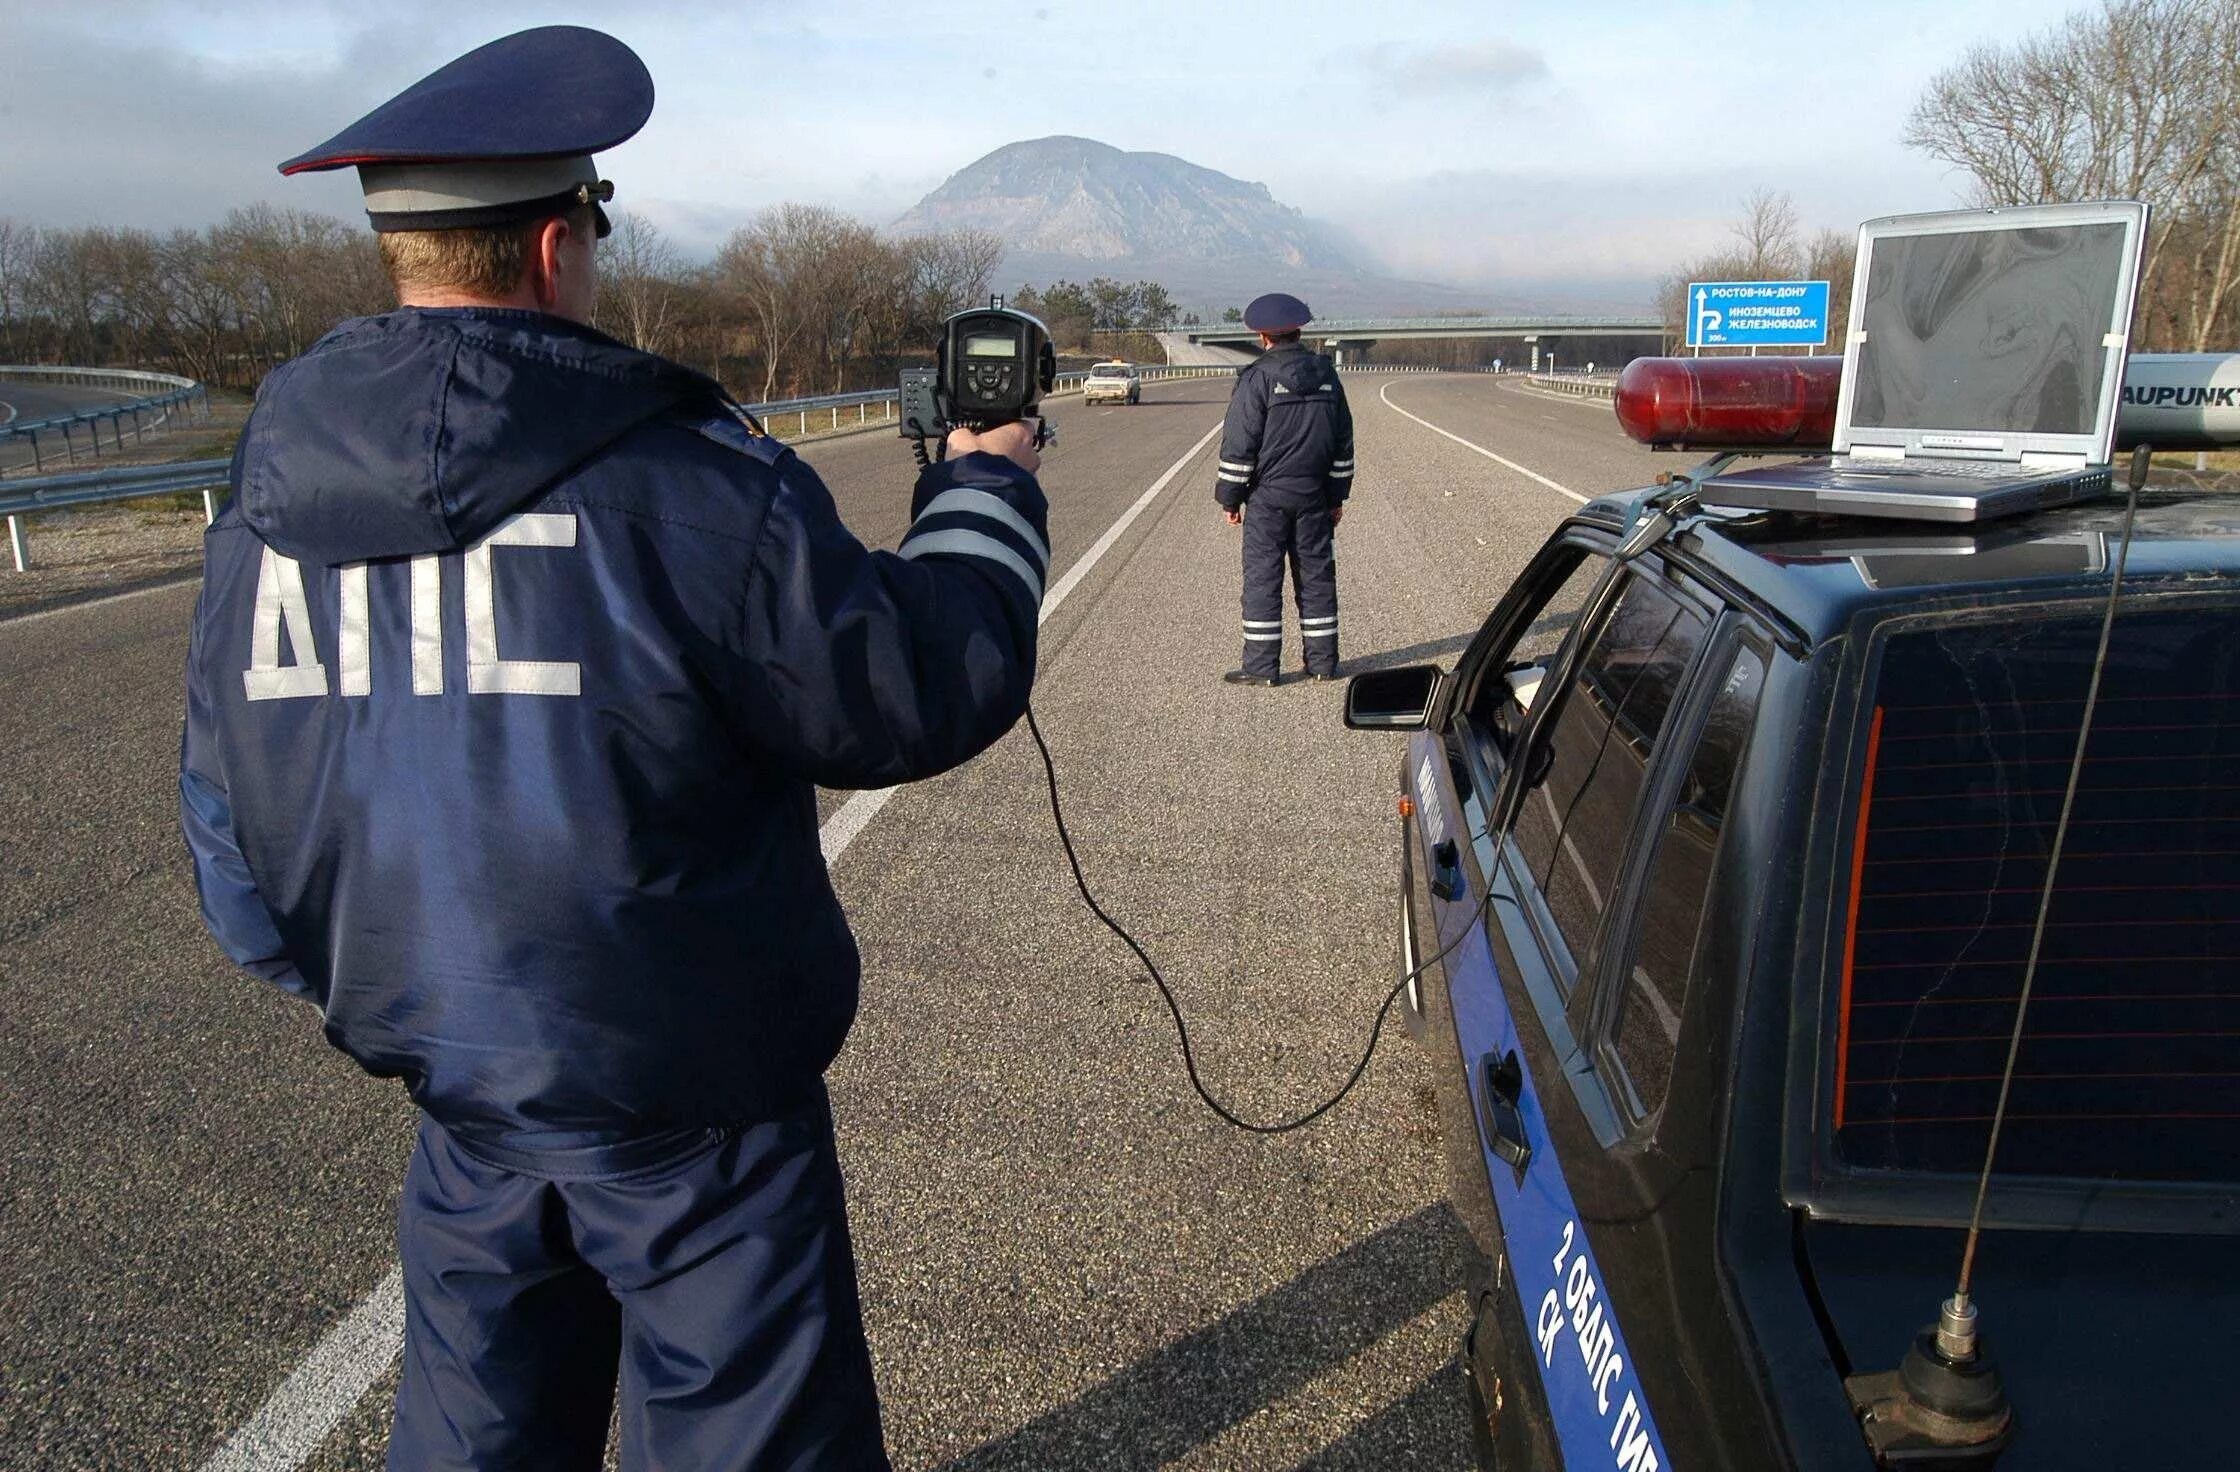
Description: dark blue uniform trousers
1240,497,1338,679
388,1084,888,1471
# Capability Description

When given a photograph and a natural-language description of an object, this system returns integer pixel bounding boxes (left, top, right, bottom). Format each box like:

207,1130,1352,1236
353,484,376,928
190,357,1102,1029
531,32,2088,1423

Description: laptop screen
1850,221,2129,441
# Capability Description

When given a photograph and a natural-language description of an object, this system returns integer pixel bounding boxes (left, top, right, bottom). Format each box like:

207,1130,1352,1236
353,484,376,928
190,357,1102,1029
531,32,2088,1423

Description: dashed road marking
200,413,1228,1472
1378,379,1588,505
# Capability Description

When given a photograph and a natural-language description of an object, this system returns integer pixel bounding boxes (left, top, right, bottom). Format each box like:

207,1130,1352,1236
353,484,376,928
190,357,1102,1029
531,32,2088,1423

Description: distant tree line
1009,278,1181,348
0,207,389,386
0,201,1119,401
1661,0,2240,356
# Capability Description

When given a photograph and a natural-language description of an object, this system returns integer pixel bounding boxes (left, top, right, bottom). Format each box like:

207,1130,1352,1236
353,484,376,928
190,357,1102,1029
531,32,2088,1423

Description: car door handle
1429,838,1465,902
1477,1050,1532,1174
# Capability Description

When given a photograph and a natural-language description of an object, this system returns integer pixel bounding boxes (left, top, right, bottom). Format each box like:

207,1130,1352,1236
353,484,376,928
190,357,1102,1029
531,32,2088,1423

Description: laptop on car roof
1700,200,2148,522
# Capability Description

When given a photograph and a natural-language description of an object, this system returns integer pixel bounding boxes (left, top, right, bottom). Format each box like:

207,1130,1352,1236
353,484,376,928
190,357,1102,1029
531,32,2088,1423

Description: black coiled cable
1022,704,1498,1134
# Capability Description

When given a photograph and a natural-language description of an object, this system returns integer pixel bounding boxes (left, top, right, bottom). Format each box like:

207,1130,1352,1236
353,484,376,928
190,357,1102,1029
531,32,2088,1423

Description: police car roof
1578,482,2240,645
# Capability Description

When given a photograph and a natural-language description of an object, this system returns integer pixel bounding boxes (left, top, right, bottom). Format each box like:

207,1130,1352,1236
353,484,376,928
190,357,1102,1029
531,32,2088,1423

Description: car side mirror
1345,664,1444,730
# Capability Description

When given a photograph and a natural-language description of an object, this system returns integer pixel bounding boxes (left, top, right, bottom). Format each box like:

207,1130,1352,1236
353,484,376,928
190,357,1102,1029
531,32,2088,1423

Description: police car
1347,352,2240,1471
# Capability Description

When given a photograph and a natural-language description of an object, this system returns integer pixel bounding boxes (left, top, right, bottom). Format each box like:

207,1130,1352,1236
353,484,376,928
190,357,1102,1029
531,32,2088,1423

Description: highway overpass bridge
1172,314,1670,370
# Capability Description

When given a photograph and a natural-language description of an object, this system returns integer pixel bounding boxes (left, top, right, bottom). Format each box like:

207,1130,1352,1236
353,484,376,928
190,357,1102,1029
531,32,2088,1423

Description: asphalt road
0,372,1670,1469
0,381,143,473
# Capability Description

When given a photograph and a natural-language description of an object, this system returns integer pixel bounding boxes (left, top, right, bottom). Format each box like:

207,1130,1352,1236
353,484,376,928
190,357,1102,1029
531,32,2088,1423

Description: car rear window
1834,604,2240,1185
1092,363,1128,375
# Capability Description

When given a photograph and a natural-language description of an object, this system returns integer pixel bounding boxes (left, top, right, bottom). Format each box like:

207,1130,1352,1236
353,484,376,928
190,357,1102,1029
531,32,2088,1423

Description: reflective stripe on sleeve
899,529,1045,605
1217,470,1251,484
1219,460,1256,473
909,488,1051,571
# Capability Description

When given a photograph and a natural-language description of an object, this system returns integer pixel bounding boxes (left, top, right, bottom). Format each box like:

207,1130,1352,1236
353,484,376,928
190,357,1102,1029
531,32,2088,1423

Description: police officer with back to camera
178,27,1050,1470
1215,292,1355,686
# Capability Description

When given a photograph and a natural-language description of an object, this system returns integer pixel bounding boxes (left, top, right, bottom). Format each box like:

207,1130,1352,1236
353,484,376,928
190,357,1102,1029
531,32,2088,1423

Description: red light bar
1614,353,2240,453
1614,356,1840,451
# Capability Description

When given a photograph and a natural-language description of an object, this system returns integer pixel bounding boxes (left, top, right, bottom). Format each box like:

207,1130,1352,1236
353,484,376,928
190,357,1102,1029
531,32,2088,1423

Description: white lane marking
201,413,1227,1471
822,417,1222,863
0,577,197,629
1,397,18,426
200,1268,406,1472
1377,379,1588,505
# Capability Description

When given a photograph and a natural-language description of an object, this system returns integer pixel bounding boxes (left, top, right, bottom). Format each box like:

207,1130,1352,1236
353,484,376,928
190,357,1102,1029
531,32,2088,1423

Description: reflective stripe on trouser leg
1290,500,1339,676
1239,502,1293,678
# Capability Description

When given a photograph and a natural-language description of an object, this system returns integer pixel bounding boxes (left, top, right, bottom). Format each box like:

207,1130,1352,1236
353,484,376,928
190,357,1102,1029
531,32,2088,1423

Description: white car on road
1083,361,1141,406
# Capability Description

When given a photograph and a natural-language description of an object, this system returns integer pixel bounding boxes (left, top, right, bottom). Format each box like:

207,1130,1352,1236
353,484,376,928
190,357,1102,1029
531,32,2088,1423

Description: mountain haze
894,136,1482,315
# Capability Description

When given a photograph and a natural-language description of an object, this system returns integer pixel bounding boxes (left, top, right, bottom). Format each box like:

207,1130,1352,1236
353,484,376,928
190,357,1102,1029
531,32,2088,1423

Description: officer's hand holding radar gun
178,25,1050,1468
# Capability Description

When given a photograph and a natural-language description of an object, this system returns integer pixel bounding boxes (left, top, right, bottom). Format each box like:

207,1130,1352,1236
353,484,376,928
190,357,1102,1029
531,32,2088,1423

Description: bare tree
1804,227,1859,348
595,211,685,357
1731,188,1802,278
0,218,32,360
714,204,851,402
905,228,1004,332
1906,0,2240,349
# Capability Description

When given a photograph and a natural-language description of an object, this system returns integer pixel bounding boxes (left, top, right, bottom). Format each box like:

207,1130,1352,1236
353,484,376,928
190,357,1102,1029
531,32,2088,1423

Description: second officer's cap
277,26,653,239
1243,293,1313,332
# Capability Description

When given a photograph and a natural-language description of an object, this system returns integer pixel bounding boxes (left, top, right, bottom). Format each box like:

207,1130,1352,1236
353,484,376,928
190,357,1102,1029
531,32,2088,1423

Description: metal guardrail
0,366,1242,571
0,364,213,473
1524,374,1617,400
0,458,232,572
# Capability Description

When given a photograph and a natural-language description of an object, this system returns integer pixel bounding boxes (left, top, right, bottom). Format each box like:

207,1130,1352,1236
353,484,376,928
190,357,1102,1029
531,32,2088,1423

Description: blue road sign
1687,279,1831,348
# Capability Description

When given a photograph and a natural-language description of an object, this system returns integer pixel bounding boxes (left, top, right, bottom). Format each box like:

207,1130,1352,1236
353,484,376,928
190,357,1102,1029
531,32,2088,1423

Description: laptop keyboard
1836,458,2038,481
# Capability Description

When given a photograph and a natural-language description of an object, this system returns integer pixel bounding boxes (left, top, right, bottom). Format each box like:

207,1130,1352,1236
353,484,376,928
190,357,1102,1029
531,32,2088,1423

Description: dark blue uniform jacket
180,308,1048,1162
1213,343,1355,512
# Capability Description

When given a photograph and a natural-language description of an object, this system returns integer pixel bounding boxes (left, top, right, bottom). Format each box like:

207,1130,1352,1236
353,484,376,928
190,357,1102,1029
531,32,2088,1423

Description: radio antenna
1951,445,2148,1315
1846,444,2151,1464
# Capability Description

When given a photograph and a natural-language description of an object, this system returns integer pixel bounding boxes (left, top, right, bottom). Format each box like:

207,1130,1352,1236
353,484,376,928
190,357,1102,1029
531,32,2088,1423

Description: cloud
0,20,388,230
1357,40,1550,96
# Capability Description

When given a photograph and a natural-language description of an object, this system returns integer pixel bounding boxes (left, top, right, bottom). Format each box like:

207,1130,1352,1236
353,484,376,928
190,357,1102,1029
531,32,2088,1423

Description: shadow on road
930,1203,1470,1472
1290,1355,1475,1471
1340,633,1474,674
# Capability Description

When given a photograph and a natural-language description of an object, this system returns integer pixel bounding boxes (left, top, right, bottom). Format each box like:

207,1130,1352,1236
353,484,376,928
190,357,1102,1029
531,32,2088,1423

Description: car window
1835,605,2240,1186
1461,549,1606,758
1606,644,1767,1123
1511,571,1712,992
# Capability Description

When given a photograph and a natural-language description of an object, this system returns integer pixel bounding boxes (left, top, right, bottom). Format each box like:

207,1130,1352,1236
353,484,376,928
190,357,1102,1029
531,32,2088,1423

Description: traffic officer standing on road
1215,292,1354,685
177,27,1049,1471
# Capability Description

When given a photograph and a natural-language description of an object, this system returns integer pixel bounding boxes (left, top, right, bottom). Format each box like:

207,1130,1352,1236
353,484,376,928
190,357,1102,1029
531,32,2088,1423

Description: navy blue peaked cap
280,27,651,176
279,27,649,234
1244,293,1312,332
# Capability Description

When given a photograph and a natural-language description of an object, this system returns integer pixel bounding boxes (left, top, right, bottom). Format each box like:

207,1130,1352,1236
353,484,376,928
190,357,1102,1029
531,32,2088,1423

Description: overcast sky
0,0,2088,299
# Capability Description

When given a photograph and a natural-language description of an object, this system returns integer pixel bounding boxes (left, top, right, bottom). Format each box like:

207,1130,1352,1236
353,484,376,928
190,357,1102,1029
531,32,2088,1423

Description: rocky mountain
895,136,1358,271
893,137,1479,315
